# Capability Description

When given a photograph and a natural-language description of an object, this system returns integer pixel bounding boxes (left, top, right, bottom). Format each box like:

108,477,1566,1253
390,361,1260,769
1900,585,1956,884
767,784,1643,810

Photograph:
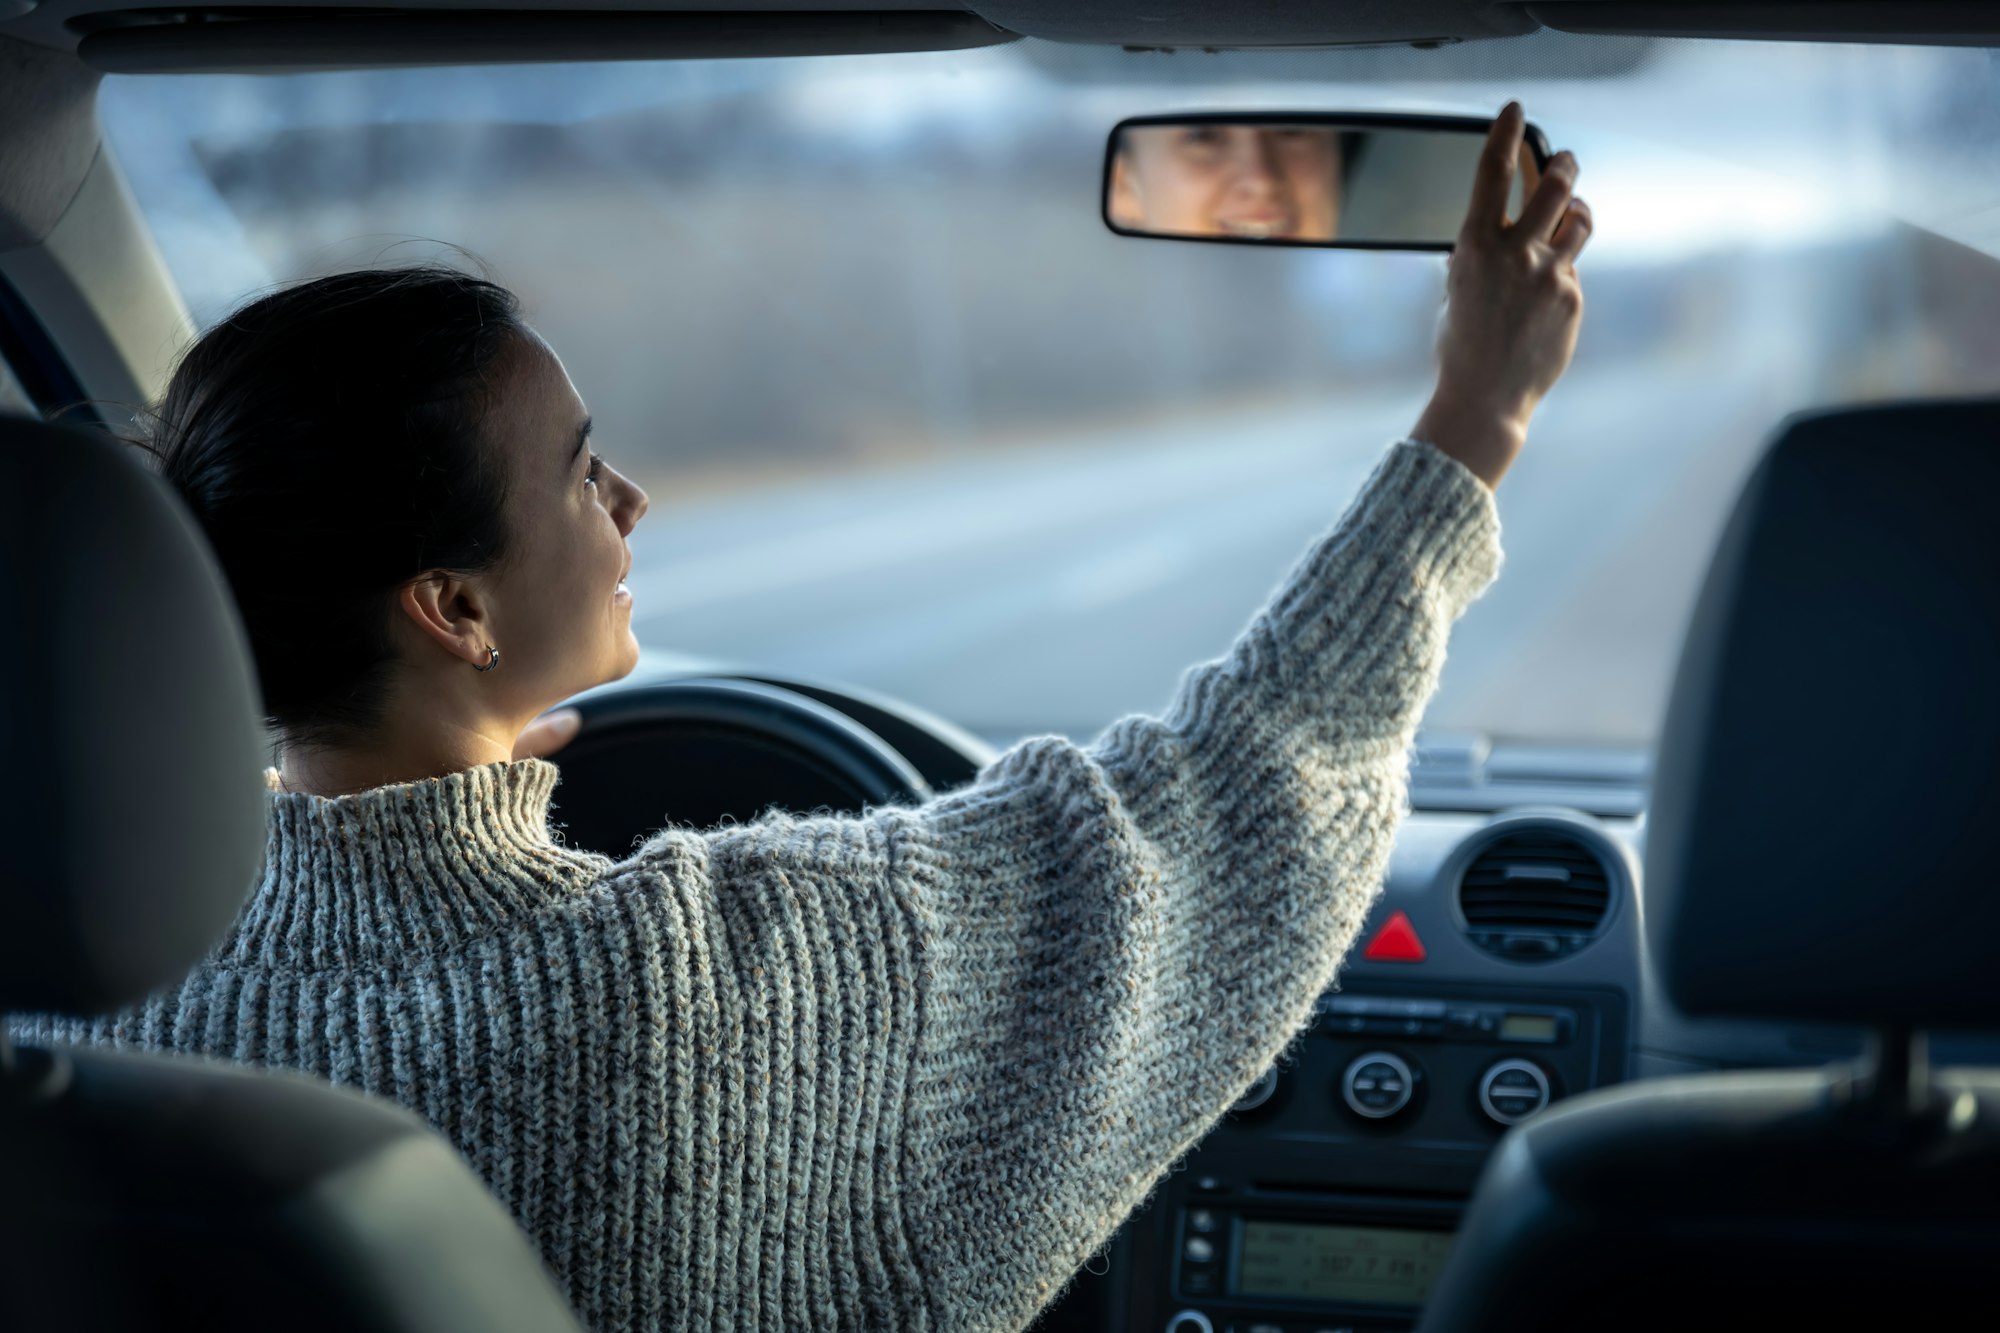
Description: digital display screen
1234,1221,1454,1306
1500,1014,1559,1043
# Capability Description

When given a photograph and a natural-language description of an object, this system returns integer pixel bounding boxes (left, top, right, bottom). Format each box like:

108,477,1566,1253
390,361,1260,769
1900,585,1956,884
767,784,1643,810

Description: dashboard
1055,803,2000,1333
1088,807,1637,1333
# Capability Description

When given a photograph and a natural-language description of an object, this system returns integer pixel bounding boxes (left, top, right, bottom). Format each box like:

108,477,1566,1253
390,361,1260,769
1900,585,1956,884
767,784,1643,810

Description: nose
1227,131,1282,199
615,471,649,535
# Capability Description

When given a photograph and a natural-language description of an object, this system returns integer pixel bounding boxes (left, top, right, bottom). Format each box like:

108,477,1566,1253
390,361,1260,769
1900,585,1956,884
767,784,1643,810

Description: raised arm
889,437,1495,1327
658,104,1590,1332
889,103,1593,1328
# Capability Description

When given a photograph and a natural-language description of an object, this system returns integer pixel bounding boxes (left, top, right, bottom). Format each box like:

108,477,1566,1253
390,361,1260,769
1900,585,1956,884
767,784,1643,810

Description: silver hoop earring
473,645,501,673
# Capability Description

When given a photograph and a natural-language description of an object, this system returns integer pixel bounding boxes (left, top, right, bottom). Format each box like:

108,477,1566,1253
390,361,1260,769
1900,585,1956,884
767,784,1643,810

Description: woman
1108,121,1361,242
23,106,1588,1330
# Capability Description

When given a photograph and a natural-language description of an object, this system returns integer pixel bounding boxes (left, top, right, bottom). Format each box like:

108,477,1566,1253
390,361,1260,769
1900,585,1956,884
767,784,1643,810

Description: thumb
513,707,583,761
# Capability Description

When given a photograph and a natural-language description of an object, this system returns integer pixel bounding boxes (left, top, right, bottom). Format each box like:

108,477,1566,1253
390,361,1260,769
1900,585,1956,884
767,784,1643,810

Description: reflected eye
585,452,605,488
1179,127,1226,150
1271,129,1332,154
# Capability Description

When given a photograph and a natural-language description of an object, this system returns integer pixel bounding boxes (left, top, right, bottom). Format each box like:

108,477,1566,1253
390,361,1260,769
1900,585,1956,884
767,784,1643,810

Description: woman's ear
1108,152,1145,229
396,573,494,669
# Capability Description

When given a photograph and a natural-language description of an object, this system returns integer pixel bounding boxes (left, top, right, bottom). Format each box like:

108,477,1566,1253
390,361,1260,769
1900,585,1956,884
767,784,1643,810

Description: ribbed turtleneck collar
217,759,612,969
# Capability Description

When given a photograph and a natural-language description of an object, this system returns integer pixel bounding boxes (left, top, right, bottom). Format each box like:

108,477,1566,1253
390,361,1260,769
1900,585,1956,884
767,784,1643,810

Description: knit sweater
19,439,1499,1333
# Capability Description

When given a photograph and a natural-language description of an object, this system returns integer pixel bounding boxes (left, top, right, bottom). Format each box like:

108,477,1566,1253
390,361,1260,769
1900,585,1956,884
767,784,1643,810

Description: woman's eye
585,452,604,487
1180,127,1224,149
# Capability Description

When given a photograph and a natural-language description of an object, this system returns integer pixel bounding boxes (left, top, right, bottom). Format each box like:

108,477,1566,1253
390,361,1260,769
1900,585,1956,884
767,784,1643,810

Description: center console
1112,981,1628,1333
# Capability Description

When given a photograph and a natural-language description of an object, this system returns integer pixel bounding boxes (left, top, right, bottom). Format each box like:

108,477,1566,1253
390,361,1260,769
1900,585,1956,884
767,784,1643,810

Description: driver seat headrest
1646,399,2000,1030
0,415,268,1018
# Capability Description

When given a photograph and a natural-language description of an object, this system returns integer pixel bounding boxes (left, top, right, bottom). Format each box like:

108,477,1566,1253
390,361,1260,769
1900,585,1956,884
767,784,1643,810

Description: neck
278,719,518,798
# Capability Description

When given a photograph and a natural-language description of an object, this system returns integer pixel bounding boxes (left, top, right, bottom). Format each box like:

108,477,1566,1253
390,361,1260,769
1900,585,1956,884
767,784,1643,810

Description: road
622,354,1788,748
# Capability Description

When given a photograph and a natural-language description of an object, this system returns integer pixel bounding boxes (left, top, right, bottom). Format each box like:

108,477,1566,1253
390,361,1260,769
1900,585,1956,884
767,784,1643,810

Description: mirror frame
1100,110,1554,253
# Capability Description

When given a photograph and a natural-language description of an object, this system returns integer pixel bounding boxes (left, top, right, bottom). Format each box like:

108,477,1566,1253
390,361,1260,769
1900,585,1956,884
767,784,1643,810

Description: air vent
1456,826,1614,963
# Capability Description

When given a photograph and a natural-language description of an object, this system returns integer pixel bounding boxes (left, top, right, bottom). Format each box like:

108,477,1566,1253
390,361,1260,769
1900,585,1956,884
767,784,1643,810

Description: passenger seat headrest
0,417,267,1016
1647,400,2000,1029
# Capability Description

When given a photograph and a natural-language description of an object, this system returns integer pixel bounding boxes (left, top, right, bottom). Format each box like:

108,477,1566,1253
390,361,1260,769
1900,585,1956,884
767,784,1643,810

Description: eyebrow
570,417,593,464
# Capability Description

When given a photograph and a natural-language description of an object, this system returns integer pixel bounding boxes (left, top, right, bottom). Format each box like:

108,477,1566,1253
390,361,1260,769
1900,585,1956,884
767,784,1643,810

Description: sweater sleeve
664,439,1498,1331
888,439,1499,1328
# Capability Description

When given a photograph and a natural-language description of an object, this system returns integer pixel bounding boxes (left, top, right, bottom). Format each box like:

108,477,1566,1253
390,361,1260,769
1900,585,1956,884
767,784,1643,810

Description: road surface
623,354,1783,748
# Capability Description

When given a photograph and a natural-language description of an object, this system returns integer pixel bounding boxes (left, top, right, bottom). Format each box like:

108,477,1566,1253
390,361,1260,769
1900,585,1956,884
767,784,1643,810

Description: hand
512,707,582,761
1414,102,1592,489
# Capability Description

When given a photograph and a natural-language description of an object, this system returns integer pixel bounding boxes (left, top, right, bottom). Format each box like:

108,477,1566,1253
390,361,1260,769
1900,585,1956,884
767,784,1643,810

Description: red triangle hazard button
1363,910,1426,963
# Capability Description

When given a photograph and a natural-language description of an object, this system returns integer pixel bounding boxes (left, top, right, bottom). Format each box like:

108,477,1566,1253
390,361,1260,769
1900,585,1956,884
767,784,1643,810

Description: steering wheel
550,677,936,857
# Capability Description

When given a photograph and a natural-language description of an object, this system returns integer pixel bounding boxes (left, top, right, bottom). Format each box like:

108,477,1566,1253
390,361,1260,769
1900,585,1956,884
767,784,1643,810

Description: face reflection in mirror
1106,120,1545,247
1109,124,1350,242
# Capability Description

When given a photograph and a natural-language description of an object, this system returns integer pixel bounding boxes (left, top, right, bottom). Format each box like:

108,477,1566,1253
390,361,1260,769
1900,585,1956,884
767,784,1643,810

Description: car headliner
0,0,1985,254
2,0,2000,76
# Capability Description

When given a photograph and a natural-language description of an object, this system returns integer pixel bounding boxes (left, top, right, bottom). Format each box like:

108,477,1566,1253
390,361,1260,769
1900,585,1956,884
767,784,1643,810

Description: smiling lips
614,557,632,605
1217,213,1294,238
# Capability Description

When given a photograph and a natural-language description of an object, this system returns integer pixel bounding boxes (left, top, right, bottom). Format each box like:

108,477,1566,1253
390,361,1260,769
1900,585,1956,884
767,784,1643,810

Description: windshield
101,33,2000,748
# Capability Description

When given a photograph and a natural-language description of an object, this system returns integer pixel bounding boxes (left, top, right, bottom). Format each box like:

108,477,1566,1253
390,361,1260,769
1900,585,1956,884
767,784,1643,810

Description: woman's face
1109,125,1344,241
474,331,649,709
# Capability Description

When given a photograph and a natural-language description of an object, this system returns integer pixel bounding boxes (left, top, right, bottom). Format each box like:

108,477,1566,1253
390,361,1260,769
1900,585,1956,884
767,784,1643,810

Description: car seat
0,413,587,1333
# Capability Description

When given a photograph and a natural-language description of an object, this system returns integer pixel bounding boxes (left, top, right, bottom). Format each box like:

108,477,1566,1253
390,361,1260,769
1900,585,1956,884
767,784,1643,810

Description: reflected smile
1217,216,1293,239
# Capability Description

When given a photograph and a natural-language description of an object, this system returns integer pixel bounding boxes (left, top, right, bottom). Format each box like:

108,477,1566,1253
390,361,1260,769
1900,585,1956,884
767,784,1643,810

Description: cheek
1161,170,1221,225
566,525,622,608
1298,167,1335,211
513,516,614,631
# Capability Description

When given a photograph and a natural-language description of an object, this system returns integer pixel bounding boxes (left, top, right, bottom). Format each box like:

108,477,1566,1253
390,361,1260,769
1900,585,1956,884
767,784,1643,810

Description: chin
611,633,643,680
566,636,643,702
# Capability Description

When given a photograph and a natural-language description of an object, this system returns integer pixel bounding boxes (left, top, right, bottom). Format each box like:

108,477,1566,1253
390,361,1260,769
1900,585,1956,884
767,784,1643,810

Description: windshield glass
101,33,2000,749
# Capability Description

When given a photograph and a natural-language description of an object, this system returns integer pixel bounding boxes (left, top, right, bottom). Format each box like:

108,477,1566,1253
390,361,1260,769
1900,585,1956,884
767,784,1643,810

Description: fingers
1551,196,1593,263
1464,102,1526,235
1514,149,1577,241
1513,140,1543,224
512,707,582,761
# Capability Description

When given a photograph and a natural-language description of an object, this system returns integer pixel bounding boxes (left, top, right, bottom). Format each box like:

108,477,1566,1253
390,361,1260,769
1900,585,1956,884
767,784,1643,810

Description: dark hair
143,264,528,750
1112,124,1370,184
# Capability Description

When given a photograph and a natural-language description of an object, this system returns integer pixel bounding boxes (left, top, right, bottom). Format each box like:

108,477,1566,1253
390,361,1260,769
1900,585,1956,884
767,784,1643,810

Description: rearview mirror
1102,113,1551,251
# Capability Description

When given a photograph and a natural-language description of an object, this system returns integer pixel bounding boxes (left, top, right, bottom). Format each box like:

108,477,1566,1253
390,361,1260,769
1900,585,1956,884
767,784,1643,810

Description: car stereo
1233,1218,1450,1306
1113,982,1628,1333
1165,1193,1460,1333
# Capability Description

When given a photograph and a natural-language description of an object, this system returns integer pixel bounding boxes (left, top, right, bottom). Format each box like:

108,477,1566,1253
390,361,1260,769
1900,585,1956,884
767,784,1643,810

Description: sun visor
67,9,1016,75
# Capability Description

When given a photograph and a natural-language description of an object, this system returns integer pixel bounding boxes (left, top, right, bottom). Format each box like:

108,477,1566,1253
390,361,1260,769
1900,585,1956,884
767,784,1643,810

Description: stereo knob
1163,1311,1214,1333
1232,1065,1279,1113
1341,1050,1416,1120
1479,1058,1552,1125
